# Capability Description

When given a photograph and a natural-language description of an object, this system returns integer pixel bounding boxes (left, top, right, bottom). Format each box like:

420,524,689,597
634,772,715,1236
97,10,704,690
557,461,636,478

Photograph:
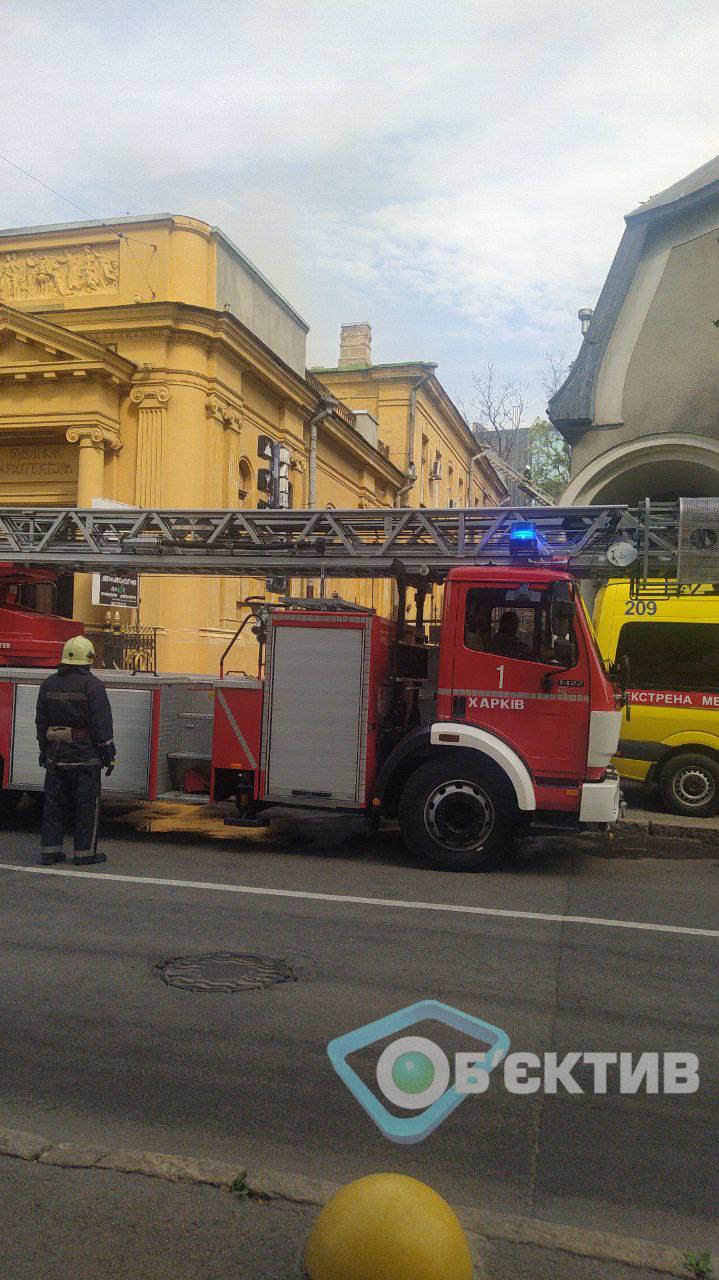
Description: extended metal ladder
0,498,715,586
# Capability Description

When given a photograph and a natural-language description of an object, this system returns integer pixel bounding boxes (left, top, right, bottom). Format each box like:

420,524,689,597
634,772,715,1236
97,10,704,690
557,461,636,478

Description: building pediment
0,304,134,385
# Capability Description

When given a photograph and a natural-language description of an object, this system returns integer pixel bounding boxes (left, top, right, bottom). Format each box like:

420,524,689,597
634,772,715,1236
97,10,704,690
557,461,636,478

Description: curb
546,821,718,859
0,1127,694,1277
611,817,717,850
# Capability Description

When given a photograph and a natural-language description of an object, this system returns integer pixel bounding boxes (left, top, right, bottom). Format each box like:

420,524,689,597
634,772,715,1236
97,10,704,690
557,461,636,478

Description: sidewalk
0,1155,311,1280
0,1138,700,1280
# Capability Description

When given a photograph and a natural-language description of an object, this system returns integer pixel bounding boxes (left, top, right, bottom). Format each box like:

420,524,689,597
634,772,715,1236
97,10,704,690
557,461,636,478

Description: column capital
66,425,121,453
130,383,171,408
206,392,243,433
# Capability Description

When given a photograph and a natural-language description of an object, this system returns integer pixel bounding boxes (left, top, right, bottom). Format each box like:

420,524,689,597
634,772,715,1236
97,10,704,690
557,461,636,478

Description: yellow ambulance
593,583,719,816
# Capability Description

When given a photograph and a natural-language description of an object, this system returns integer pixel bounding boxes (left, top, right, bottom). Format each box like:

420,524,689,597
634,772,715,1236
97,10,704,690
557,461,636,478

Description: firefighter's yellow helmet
61,635,95,666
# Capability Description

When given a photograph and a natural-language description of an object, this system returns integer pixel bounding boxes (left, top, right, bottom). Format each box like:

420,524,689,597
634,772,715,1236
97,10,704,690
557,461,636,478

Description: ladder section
0,499,715,584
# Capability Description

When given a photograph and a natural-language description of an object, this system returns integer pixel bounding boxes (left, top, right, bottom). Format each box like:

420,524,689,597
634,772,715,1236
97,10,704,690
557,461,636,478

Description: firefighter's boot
74,851,107,867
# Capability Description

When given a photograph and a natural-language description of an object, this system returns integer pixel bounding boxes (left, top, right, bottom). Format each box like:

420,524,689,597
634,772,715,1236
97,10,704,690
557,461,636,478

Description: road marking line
0,861,716,939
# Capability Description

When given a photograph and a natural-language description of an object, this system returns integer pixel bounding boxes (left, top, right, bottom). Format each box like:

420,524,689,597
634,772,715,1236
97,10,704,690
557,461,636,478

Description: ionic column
67,426,106,507
131,385,171,508
66,426,117,622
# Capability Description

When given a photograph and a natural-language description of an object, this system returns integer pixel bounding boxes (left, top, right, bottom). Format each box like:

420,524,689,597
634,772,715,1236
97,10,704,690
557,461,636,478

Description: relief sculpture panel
0,244,119,301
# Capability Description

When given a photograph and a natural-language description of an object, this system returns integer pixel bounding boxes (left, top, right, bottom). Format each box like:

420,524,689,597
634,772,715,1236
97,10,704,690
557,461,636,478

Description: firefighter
35,635,116,867
489,610,532,660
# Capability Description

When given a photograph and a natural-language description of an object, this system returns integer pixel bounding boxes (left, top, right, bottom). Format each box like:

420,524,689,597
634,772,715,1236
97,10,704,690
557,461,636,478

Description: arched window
238,458,253,506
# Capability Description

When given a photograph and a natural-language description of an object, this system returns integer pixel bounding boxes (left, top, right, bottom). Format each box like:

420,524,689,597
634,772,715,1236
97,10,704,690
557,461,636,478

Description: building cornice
67,304,400,482
62,301,315,410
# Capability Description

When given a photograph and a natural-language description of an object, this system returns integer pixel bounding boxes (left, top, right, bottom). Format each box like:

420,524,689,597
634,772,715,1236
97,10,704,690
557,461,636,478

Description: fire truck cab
212,562,623,870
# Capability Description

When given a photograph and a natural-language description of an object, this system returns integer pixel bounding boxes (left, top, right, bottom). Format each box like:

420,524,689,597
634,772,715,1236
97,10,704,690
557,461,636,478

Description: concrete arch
563,433,719,505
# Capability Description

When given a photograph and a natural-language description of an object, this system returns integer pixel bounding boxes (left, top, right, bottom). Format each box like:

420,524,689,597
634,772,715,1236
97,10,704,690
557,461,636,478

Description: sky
0,0,716,423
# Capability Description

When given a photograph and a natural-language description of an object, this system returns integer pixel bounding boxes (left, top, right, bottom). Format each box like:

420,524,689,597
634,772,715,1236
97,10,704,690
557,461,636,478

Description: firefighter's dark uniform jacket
35,665,114,862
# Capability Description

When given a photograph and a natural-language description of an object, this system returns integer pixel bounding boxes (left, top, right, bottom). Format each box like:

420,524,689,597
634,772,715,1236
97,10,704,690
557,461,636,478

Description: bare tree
543,351,570,402
470,362,527,461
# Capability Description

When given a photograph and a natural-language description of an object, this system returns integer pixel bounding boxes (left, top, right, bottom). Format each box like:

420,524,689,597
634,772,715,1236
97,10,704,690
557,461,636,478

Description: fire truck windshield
464,586,578,666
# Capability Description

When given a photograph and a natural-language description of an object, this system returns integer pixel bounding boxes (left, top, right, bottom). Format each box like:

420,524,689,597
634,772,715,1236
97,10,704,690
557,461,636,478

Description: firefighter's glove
38,748,47,769
99,740,116,776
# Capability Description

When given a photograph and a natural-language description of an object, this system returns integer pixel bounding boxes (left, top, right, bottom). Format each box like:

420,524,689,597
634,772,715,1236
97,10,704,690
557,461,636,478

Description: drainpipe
308,394,338,508
395,460,417,507
406,369,433,486
466,451,484,506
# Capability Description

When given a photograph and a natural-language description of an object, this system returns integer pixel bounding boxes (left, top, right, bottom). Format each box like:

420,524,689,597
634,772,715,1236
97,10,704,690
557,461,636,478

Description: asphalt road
0,804,717,1256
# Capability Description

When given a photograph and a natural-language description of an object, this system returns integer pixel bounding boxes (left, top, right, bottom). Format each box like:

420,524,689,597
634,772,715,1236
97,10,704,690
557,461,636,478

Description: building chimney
339,322,372,369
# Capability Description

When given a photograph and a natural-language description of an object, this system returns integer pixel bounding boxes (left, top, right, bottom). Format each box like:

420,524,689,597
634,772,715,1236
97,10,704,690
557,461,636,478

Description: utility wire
0,151,157,299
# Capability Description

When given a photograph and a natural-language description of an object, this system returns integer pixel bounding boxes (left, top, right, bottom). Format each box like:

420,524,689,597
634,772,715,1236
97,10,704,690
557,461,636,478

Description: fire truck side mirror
550,582,576,638
611,652,630,691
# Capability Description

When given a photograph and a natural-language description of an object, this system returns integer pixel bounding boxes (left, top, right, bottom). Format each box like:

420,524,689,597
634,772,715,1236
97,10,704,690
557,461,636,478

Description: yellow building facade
0,217,402,673
312,323,506,510
312,323,507,626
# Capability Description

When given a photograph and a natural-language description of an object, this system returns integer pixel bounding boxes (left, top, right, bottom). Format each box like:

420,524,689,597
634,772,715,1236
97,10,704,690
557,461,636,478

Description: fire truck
0,498,715,870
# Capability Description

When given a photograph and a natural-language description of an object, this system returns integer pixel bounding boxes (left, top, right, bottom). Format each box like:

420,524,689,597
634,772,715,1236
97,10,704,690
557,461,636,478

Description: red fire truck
0,499,714,869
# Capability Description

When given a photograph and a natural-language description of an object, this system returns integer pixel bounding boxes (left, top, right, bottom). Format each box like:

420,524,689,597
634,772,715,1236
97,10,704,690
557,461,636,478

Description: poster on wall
91,572,139,608
91,498,140,610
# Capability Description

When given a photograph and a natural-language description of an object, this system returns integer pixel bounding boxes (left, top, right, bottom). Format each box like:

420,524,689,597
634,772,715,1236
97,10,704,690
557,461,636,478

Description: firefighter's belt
46,726,91,743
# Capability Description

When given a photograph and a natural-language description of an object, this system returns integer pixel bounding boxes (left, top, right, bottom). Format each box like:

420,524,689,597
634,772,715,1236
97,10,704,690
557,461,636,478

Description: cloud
0,0,717,416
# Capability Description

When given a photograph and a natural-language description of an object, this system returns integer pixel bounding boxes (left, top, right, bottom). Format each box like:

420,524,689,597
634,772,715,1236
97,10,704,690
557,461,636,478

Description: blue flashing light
510,523,536,541
509,521,539,557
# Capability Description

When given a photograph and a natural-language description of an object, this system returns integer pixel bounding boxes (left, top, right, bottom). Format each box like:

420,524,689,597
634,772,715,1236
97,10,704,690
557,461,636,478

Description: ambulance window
464,587,577,666
616,622,719,691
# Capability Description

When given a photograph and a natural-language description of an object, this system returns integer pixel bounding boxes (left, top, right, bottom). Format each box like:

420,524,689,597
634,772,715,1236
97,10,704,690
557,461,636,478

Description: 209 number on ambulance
624,600,657,616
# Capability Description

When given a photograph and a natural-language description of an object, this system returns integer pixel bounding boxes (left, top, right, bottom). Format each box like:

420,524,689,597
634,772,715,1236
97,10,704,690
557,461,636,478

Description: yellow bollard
304,1173,474,1280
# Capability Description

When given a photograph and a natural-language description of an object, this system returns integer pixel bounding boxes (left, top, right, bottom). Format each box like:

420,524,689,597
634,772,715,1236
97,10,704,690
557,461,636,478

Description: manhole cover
157,952,295,992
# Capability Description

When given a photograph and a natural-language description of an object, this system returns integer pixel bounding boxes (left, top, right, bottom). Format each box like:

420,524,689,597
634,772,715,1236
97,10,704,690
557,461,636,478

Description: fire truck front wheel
399,757,517,871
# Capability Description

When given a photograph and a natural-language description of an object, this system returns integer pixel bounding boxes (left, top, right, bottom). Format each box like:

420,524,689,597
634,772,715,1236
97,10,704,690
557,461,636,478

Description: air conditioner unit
431,460,443,481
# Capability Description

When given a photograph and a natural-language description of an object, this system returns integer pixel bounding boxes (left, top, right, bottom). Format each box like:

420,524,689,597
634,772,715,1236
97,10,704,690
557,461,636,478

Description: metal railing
88,626,158,674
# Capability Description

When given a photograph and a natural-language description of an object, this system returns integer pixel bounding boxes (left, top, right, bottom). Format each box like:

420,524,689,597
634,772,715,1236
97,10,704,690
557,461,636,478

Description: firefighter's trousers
40,764,102,864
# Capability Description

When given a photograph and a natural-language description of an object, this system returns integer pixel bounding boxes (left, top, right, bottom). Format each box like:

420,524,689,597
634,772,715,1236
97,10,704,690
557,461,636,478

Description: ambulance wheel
658,752,719,817
399,757,516,871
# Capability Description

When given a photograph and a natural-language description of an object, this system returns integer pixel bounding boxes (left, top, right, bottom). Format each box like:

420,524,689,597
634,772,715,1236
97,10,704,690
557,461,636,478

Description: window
464,586,578,666
616,622,719,691
238,458,253,506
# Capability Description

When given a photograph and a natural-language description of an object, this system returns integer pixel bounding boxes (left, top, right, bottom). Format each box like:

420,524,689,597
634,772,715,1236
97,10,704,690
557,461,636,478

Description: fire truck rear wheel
658,752,719,817
399,758,517,871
